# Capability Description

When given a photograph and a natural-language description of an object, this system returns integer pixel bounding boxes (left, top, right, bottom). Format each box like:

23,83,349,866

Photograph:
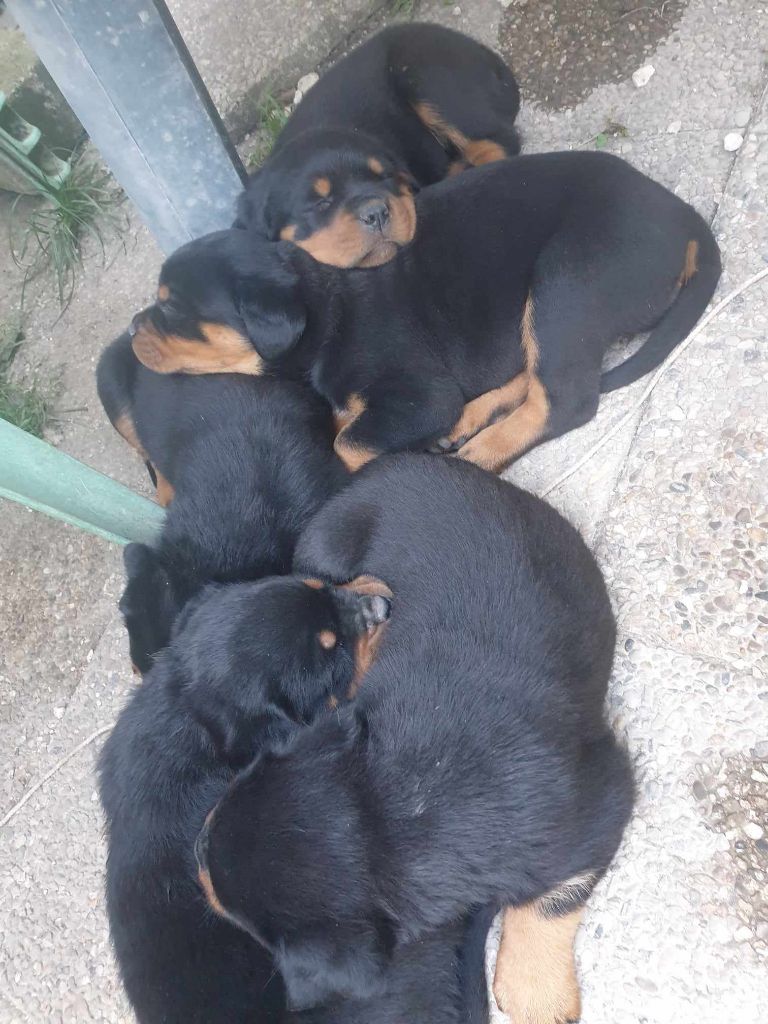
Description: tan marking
413,102,508,168
334,437,378,472
157,284,170,301
444,373,528,447
293,193,416,269
333,394,378,470
114,411,148,459
132,320,263,376
198,866,230,919
367,157,384,176
303,578,325,590
154,467,175,508
280,224,297,242
447,159,469,177
456,293,550,472
318,629,337,650
340,576,393,697
313,176,332,198
463,139,508,166
340,575,394,601
327,695,339,710
131,662,142,677
457,376,549,472
521,292,539,371
494,903,583,1024
678,239,699,286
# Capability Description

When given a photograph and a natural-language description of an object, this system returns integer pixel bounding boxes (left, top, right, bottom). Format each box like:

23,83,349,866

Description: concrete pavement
1,1,766,1021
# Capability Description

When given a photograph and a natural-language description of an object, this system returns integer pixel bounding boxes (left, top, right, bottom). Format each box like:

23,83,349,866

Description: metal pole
0,419,165,546
7,0,247,253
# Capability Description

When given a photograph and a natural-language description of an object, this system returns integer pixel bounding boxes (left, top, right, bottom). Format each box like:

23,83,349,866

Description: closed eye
315,197,332,212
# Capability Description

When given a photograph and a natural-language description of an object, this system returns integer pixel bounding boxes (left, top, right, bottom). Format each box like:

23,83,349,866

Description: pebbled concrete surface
1,1,767,1021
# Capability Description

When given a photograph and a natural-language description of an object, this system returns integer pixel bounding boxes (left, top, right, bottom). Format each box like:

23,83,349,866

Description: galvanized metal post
7,0,247,253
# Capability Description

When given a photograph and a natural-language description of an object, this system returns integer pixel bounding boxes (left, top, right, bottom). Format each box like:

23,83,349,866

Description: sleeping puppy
195,455,635,1021
98,575,390,1024
130,151,720,474
238,22,521,266
97,331,347,672
284,906,497,1024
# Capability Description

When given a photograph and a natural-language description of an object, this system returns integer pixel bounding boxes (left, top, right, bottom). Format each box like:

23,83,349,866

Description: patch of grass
246,87,292,169
593,121,630,149
0,318,57,438
9,153,126,309
392,0,416,14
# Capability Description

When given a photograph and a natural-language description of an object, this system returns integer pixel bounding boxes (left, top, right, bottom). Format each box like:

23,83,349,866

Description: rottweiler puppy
284,906,497,1024
194,455,635,1021
97,331,347,671
98,574,391,1024
130,151,721,474
237,22,521,267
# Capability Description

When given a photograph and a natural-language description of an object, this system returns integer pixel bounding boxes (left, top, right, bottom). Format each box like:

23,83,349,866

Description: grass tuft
0,318,57,437
247,87,292,169
9,154,126,309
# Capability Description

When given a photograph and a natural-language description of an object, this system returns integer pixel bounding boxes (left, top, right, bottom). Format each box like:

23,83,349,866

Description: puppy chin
357,239,399,268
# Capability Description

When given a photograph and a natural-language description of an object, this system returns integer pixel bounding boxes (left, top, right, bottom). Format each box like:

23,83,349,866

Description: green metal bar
0,419,164,545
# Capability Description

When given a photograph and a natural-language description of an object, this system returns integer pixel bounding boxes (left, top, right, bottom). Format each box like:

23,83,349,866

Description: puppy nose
358,593,391,629
358,198,390,233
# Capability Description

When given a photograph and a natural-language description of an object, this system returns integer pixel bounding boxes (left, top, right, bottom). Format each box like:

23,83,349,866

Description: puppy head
241,129,417,268
119,543,186,675
174,575,390,765
130,228,306,373
195,725,394,1009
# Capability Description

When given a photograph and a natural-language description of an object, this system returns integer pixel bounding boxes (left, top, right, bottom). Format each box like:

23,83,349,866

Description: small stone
753,740,768,757
296,72,319,96
53,706,65,719
667,120,682,134
632,65,655,88
744,822,764,841
735,925,753,942
668,405,685,421
734,108,751,128
724,132,743,152
692,780,708,801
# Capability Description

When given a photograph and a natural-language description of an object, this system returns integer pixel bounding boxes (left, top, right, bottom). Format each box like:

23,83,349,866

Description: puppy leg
494,884,589,1024
432,373,528,452
334,376,465,472
456,291,602,472
154,467,175,508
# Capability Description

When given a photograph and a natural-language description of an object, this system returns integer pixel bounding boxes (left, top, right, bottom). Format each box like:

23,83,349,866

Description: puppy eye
315,197,332,212
317,630,337,650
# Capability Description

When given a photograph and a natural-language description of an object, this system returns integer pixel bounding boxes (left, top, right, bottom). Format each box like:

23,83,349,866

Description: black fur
238,23,521,249
198,455,635,1010
132,151,720,471
97,330,347,670
98,574,388,1024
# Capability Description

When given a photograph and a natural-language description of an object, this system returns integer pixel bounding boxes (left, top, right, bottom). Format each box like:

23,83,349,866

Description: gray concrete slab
1,0,767,1021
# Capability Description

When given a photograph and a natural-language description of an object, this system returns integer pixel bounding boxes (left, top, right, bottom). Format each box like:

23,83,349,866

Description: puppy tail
599,222,721,394
458,903,498,1024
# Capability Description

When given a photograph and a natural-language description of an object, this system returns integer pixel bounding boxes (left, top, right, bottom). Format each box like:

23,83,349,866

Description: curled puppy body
98,575,390,1024
196,455,635,1019
97,331,347,672
238,22,521,265
131,150,720,474
282,906,496,1024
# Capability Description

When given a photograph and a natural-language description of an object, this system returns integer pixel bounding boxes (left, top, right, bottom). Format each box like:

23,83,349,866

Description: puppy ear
234,169,267,232
275,924,389,1011
237,256,306,361
119,544,178,674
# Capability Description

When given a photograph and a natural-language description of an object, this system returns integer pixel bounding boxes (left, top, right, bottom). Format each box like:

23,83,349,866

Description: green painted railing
0,418,164,545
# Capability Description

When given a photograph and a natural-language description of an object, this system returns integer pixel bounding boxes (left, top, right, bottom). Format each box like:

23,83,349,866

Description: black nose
358,199,390,232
